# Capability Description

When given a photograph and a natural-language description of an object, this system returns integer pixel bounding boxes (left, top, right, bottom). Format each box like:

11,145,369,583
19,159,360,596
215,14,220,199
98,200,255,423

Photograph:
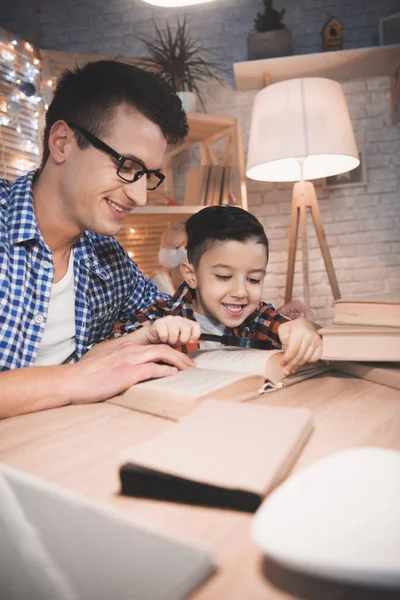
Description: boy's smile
187,239,268,328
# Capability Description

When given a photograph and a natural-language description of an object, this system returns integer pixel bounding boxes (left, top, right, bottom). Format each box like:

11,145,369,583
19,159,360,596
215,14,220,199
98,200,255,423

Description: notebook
119,400,314,513
0,465,215,600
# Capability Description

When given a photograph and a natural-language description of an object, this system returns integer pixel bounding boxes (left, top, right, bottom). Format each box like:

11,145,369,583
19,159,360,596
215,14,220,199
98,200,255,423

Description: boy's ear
180,261,197,289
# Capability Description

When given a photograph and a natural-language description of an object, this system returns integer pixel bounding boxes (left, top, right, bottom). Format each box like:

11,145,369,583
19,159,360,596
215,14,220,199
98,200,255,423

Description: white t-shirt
194,312,228,350
34,253,76,366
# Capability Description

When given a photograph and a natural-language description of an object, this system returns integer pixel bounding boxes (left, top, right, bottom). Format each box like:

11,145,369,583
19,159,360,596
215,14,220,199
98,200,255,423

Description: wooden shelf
234,44,400,91
186,113,237,141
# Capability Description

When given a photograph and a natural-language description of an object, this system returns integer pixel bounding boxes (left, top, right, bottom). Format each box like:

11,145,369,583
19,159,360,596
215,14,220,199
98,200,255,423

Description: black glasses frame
67,122,165,190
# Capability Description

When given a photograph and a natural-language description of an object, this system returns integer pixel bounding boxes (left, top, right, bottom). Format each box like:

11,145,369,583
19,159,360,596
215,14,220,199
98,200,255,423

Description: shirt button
43,261,52,269
34,315,44,324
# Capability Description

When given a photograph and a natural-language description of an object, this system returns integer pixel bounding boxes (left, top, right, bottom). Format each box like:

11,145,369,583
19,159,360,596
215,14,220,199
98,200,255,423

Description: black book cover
120,463,262,513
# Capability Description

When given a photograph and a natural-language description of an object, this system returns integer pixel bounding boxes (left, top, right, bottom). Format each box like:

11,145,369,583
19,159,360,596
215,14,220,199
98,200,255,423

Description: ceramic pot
247,28,293,60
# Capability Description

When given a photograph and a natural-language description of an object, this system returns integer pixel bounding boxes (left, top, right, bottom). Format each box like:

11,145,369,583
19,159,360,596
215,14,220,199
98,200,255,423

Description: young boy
106,205,322,376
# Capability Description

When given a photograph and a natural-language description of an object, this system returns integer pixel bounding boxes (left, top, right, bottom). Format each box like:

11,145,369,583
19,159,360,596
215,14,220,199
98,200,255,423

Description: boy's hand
278,318,322,376
277,298,314,320
146,316,202,347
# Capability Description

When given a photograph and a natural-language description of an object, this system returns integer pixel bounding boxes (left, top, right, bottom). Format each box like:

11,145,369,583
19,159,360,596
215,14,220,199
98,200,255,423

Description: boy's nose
231,279,247,298
124,175,147,207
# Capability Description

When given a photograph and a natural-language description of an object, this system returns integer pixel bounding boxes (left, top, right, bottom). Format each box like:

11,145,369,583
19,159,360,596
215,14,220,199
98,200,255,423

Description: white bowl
252,447,400,588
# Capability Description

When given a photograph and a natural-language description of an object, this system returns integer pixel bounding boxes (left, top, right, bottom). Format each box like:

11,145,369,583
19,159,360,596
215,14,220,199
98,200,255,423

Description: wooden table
1,371,400,600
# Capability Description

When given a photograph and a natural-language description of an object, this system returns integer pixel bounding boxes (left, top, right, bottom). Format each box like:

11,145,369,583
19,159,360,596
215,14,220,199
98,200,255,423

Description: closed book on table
120,400,314,513
331,361,400,390
334,293,400,328
108,347,327,420
321,324,400,361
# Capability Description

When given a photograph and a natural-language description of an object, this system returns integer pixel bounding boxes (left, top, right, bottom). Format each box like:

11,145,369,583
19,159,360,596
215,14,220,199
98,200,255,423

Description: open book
108,347,327,420
119,400,314,512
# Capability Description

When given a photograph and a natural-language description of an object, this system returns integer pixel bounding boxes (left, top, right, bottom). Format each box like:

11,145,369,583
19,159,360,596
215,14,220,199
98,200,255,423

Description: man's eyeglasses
67,123,165,191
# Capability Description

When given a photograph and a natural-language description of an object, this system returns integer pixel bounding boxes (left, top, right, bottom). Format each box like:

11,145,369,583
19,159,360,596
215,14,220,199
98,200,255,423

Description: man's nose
124,175,147,207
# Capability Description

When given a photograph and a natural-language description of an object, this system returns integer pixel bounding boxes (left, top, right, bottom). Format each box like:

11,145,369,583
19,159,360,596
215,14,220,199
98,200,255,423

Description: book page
134,367,257,399
190,347,282,377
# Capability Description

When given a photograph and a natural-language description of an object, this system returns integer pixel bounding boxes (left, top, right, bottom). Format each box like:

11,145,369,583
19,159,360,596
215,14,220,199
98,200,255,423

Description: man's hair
185,205,269,268
41,60,188,168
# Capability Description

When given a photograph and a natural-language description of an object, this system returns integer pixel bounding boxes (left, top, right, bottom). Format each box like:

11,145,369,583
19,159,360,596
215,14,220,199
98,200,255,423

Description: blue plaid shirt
0,171,166,370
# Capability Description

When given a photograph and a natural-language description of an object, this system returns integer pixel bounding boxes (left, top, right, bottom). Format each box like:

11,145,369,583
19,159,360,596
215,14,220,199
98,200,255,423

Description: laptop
0,464,215,600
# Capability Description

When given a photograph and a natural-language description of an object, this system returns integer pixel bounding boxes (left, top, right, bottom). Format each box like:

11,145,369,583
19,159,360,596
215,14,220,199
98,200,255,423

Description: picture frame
324,151,367,189
379,12,400,46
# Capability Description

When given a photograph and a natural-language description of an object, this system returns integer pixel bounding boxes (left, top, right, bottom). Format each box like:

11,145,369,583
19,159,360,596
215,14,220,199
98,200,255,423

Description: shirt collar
6,170,109,281
74,231,110,281
162,282,261,333
165,282,196,316
7,171,42,245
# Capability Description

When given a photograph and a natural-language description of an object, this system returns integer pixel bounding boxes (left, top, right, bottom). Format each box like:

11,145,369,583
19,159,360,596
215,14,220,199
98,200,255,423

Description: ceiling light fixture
140,0,215,6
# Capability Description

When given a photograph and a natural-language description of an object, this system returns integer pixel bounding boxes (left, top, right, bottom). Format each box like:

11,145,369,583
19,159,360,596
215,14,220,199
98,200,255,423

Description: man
0,60,193,418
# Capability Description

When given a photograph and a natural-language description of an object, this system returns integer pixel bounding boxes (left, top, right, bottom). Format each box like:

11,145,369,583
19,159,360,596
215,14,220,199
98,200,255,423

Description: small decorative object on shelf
136,17,225,112
247,0,292,61
321,16,344,52
150,221,187,294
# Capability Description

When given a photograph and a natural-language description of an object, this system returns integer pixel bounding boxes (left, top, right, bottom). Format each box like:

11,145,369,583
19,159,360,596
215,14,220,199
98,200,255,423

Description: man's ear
180,261,197,289
48,121,74,165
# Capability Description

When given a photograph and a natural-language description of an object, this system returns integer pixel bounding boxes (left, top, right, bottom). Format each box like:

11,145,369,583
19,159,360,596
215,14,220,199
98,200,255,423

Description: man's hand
145,316,201,347
0,343,194,419
277,298,314,321
68,341,194,404
277,318,322,376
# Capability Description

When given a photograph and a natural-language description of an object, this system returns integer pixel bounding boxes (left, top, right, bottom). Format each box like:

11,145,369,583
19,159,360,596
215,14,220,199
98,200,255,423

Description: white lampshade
140,0,215,6
246,78,359,182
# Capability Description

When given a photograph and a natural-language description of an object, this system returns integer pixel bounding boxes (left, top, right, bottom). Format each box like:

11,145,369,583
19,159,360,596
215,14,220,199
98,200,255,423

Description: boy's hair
41,60,188,168
185,205,269,268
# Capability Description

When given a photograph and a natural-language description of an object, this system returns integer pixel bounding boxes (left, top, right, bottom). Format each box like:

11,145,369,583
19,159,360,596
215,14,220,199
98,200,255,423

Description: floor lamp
246,77,360,306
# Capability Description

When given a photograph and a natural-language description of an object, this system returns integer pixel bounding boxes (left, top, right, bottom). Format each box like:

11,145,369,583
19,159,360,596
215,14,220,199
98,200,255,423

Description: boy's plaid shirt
113,282,289,351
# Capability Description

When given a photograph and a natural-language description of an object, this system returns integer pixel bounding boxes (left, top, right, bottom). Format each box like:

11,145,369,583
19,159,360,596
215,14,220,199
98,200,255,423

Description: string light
0,28,45,179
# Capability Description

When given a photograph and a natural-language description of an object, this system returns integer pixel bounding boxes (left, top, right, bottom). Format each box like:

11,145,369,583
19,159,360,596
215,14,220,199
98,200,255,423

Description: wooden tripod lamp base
285,180,341,306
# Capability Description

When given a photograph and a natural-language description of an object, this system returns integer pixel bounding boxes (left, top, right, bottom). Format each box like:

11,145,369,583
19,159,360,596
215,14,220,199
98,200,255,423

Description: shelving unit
158,112,247,211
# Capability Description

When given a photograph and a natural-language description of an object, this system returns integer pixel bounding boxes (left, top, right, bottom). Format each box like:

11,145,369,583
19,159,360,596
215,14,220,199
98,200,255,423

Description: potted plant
136,17,225,113
247,0,293,60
